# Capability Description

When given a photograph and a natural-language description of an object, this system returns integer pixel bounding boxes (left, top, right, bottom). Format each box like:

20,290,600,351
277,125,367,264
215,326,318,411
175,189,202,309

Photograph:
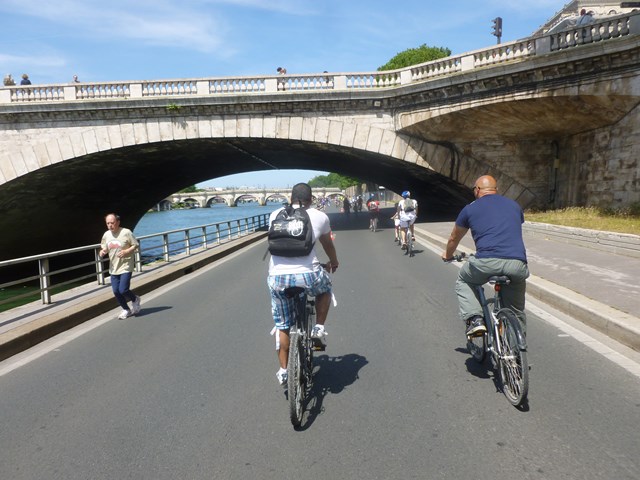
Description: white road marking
418,236,640,379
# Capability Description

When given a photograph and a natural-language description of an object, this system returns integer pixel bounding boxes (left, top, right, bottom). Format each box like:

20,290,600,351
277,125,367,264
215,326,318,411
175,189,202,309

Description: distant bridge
165,187,343,208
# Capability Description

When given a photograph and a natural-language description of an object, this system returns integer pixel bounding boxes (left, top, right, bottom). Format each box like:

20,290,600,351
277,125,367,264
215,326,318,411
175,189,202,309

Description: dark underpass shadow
296,353,368,430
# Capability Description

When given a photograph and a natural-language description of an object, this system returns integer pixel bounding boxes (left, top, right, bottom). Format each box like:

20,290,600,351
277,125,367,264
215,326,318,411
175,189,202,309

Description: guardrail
2,12,638,105
0,214,269,309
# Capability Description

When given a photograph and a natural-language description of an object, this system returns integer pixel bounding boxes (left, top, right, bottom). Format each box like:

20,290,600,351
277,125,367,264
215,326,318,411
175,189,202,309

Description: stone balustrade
1,12,639,106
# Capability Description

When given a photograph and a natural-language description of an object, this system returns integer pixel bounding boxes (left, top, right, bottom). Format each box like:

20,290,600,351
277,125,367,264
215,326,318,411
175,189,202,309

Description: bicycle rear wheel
496,309,529,406
407,231,414,257
287,332,305,426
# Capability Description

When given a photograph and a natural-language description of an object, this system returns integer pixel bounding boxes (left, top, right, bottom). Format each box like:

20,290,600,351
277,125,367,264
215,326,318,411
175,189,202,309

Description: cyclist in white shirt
397,190,418,249
267,183,339,387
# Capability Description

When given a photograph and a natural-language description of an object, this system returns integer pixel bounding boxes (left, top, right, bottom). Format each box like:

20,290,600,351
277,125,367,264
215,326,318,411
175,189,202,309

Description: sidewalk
414,221,640,351
0,232,268,362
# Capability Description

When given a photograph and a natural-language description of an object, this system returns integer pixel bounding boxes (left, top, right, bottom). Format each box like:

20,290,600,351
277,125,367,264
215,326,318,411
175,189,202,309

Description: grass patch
0,281,89,313
524,205,640,236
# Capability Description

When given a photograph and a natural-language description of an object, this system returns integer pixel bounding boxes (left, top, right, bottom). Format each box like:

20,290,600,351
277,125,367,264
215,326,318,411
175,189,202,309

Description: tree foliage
378,44,451,71
308,173,361,190
178,185,198,193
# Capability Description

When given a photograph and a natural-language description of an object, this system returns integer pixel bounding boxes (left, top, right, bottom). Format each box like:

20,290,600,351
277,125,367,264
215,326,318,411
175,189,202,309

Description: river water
132,202,284,261
133,202,283,237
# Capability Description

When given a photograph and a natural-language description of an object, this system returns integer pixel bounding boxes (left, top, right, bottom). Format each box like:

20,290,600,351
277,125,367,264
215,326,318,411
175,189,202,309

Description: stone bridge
167,187,343,208
1,11,640,259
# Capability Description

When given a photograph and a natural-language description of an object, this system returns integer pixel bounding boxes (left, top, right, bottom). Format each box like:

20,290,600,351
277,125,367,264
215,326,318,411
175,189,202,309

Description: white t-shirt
268,206,331,275
399,198,418,222
101,228,138,275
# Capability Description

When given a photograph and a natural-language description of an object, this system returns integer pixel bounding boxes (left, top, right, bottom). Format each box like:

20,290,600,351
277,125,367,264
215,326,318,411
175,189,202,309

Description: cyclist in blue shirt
442,175,529,337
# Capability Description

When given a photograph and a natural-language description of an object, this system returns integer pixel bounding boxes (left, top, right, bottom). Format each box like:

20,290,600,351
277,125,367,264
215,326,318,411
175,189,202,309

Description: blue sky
0,0,568,188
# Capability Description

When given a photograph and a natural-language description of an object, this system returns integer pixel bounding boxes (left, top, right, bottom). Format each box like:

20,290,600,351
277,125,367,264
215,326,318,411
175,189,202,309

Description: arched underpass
0,138,473,260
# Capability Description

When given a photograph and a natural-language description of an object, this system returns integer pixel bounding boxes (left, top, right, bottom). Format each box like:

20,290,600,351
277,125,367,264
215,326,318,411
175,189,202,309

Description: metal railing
0,214,269,309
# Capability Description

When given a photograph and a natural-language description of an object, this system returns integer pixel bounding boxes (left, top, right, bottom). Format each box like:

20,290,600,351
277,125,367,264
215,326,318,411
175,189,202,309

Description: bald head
473,175,498,197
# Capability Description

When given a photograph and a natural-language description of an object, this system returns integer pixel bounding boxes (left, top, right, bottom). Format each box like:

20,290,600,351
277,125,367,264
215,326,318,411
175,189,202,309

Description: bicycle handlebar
443,252,467,263
322,262,338,273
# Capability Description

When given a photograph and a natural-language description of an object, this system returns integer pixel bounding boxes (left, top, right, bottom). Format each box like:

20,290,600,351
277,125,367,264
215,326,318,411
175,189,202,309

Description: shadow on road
295,352,368,430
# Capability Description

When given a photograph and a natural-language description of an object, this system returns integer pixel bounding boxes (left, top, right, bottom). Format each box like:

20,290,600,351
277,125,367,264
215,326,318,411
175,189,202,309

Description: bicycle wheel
372,217,378,232
407,231,413,257
496,309,529,406
467,329,486,363
287,332,305,426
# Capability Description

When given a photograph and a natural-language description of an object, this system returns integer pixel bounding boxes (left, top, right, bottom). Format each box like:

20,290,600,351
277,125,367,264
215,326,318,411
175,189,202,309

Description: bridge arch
0,115,483,258
2,111,543,258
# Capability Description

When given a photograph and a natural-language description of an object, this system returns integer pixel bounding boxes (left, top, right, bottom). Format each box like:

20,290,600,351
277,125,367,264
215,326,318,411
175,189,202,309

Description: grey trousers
455,256,530,326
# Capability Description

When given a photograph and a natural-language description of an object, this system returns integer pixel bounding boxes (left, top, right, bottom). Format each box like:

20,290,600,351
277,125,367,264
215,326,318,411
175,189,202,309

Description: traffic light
492,17,502,41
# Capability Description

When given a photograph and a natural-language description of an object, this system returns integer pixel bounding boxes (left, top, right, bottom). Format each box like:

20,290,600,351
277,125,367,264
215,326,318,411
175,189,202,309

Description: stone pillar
334,75,347,90
265,78,277,93
0,89,11,104
461,55,475,71
535,36,551,55
130,83,143,98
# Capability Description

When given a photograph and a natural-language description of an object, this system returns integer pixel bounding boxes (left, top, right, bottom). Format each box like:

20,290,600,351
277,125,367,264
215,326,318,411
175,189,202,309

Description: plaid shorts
268,269,332,330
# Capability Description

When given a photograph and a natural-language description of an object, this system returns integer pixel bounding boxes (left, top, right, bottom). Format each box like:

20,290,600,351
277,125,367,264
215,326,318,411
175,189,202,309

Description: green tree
309,173,361,189
378,44,451,71
178,185,198,193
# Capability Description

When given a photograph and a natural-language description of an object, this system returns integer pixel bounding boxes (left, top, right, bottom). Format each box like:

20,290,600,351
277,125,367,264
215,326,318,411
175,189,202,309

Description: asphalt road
0,209,639,480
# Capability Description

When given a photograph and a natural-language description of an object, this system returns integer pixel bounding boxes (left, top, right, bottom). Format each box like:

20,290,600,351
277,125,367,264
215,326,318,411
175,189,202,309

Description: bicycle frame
474,279,529,406
476,281,527,361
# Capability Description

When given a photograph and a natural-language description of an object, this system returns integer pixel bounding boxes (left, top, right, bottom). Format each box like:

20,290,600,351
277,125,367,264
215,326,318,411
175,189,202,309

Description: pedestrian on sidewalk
442,175,529,337
99,213,141,319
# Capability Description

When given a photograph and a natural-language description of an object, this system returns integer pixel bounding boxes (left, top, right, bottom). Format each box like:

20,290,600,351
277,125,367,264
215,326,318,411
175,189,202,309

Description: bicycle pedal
312,339,326,351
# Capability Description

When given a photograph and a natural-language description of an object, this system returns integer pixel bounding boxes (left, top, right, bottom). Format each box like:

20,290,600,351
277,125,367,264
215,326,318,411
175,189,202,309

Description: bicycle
447,253,529,407
283,266,330,427
400,225,414,257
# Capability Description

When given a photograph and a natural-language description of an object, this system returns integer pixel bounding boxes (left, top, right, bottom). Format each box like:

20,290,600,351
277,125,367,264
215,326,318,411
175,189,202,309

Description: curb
0,231,268,362
414,225,640,352
524,222,640,259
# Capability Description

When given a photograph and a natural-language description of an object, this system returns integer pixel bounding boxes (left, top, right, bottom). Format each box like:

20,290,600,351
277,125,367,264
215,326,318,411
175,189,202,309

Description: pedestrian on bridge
99,213,141,320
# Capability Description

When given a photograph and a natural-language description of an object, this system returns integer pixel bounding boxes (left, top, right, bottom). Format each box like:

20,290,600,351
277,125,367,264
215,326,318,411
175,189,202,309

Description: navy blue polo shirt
455,194,527,262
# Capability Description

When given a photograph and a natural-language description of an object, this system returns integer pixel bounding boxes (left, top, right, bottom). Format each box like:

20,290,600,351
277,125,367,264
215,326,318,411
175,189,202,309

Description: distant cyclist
397,191,418,249
442,175,529,337
267,183,339,387
366,194,380,230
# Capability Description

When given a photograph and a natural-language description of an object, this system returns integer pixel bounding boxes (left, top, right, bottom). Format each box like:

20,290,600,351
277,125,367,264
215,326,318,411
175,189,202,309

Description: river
133,202,284,237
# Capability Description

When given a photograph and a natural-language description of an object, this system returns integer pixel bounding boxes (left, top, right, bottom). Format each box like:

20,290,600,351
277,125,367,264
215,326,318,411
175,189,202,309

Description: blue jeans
110,272,137,311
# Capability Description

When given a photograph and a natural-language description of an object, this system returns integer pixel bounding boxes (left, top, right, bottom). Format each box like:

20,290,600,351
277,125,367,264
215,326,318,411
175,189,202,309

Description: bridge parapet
2,12,638,105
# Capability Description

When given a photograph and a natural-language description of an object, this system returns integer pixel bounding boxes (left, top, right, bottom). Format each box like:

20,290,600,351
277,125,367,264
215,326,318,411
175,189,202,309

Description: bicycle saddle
284,286,306,298
488,275,511,285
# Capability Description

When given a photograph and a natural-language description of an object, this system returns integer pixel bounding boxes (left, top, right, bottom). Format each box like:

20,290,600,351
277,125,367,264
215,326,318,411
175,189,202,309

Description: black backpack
268,205,315,257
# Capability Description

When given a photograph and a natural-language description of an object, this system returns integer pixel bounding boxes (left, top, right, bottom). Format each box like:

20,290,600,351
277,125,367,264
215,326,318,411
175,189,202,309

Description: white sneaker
276,368,288,388
311,325,327,350
311,324,327,338
131,296,141,315
118,309,132,320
